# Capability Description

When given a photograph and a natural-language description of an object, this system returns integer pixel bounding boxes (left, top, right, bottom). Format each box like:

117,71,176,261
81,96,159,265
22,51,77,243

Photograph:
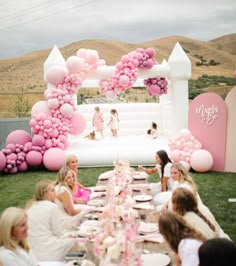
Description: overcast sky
0,0,235,59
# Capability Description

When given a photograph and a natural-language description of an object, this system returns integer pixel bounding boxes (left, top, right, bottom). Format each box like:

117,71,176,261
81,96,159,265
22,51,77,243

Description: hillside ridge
0,33,235,95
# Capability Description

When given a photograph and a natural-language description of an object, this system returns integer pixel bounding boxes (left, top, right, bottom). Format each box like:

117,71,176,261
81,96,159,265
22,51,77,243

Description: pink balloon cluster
233,69,236,80
0,130,67,173
0,48,105,174
99,48,156,100
30,49,104,150
144,76,168,96
168,129,202,170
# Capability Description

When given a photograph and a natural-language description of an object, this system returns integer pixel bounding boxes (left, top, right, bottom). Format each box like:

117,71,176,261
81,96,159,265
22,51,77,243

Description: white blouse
0,246,38,266
27,200,76,261
178,239,203,266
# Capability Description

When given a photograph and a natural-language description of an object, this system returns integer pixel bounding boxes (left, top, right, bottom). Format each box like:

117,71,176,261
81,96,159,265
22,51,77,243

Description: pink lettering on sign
189,92,227,171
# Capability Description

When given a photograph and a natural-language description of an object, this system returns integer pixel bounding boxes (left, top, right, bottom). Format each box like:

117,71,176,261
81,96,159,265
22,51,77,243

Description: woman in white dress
138,150,174,205
55,166,90,230
26,179,78,261
171,187,230,240
158,211,206,266
0,207,38,266
161,162,200,211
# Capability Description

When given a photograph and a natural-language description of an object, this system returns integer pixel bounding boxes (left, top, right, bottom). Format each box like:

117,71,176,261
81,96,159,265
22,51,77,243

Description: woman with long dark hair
158,211,206,266
139,149,173,193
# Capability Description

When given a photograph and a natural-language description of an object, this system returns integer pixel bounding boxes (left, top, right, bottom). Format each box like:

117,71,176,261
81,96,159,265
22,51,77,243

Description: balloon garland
99,48,168,99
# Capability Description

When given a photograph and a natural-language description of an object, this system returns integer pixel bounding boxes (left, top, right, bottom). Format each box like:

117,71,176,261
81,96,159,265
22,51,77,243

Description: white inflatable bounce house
1,41,235,174
0,42,199,173
54,43,191,167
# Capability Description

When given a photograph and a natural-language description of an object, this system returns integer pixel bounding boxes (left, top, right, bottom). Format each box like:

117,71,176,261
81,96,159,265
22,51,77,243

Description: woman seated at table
55,166,87,229
138,150,174,207
26,179,79,261
0,207,38,266
159,211,207,266
65,154,92,203
171,187,230,240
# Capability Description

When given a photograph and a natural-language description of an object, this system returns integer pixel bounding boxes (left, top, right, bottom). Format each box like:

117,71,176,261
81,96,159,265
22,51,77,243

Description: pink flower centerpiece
93,160,142,266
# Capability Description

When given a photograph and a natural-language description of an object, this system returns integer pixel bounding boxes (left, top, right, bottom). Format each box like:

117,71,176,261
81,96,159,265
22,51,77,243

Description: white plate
87,199,106,206
138,222,158,234
39,262,65,266
134,203,155,210
141,253,170,266
133,195,152,202
133,175,147,180
78,226,102,238
94,186,107,192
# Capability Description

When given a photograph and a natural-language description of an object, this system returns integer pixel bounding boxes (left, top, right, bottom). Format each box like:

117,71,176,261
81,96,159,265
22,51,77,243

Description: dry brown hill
0,34,235,94
0,34,235,117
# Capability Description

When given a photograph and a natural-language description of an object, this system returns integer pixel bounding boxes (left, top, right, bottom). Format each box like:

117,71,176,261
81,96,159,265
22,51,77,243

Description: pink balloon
6,130,32,146
179,160,191,171
43,119,52,128
171,149,181,162
86,50,99,64
48,98,60,109
233,69,236,80
106,90,117,100
145,48,155,58
18,161,28,172
32,135,45,147
46,66,67,86
43,148,66,171
24,142,32,152
119,75,130,87
31,101,51,116
60,103,73,117
6,144,16,153
45,139,53,149
190,149,213,172
26,151,43,167
148,85,160,96
0,151,6,171
66,56,84,73
70,112,86,135
179,129,191,141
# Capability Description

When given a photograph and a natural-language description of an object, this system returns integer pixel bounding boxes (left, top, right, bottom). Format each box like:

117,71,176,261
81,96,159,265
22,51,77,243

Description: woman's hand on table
138,165,145,171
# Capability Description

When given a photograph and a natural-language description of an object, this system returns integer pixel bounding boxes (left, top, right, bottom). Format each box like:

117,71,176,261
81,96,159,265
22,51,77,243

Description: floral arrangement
93,160,142,265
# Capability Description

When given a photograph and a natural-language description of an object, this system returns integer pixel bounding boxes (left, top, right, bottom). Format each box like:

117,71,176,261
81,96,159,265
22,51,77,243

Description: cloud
0,0,235,59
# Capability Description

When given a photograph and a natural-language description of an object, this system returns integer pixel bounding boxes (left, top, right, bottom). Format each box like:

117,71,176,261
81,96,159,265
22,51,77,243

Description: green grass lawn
0,168,235,243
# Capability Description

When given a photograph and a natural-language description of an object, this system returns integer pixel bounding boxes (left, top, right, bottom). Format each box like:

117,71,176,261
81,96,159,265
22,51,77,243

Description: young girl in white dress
108,109,119,137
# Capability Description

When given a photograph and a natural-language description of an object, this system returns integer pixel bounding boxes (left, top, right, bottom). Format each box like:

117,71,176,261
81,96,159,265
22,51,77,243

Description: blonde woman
26,180,78,261
65,154,92,203
0,207,38,266
158,211,206,266
160,162,199,211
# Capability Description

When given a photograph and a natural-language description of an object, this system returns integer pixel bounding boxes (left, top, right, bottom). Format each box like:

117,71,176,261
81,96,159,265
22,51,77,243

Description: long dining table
62,169,176,266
